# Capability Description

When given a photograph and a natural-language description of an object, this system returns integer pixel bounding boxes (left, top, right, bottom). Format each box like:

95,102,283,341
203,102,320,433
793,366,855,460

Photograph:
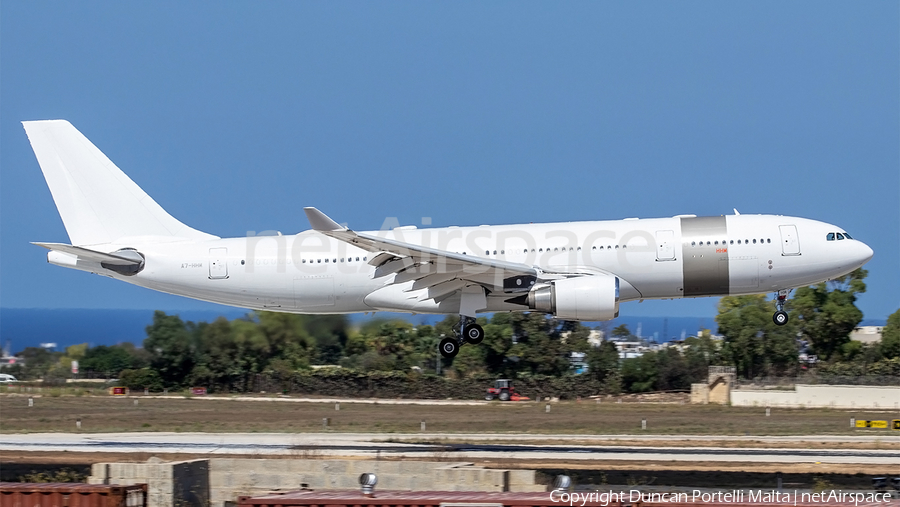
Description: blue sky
1,2,897,321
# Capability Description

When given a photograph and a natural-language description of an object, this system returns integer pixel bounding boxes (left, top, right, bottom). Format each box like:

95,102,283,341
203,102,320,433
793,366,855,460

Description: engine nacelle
527,275,619,321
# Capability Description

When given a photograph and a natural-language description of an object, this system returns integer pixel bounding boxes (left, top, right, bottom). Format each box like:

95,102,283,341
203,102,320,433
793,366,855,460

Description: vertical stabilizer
23,120,217,246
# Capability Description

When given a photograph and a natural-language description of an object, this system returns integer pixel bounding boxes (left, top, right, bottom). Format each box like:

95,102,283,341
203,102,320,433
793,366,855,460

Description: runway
3,432,897,464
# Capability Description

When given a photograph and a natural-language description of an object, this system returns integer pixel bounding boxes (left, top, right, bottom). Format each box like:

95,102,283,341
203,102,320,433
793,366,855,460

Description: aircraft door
656,230,675,261
779,225,801,256
209,248,228,279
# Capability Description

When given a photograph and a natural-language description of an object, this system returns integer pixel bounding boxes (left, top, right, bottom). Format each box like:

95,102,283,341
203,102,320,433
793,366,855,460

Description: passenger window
752,239,757,244
767,239,771,243
836,233,845,240
356,257,360,261
737,240,741,244
730,240,734,245
493,250,497,255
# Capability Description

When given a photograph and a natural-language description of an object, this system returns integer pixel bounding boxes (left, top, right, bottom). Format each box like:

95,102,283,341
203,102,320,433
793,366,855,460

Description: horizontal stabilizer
33,242,142,265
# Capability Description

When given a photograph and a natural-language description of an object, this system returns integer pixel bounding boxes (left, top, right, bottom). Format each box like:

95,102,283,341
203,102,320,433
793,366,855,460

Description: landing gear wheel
773,289,790,326
464,324,485,344
773,311,789,326
439,337,460,358
499,391,510,402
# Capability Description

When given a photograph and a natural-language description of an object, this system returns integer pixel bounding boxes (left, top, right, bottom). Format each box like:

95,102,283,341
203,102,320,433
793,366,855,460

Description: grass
1,394,896,436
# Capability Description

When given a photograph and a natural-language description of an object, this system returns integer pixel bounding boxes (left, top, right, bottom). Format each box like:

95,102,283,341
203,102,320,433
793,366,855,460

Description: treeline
8,269,898,395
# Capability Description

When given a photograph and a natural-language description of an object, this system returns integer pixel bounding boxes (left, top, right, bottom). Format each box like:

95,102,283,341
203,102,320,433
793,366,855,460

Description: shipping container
0,483,147,507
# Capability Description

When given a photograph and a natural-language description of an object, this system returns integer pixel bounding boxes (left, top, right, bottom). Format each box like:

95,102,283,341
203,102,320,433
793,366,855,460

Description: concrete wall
89,458,209,507
708,377,731,405
690,383,709,404
90,458,544,507
731,384,900,408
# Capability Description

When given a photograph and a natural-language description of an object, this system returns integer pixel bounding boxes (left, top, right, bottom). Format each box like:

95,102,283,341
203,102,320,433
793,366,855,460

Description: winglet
304,207,346,231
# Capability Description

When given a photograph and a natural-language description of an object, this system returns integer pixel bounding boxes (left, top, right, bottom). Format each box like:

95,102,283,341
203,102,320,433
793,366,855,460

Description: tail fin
23,120,217,246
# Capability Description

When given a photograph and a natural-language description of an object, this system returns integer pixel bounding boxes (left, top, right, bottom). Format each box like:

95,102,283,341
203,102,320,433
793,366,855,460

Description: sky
1,2,898,323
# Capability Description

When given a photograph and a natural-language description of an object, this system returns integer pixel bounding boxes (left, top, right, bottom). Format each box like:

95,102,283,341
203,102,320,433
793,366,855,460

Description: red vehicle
484,379,530,401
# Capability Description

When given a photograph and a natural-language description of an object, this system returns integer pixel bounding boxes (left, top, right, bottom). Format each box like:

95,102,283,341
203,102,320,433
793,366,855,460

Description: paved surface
2,432,897,464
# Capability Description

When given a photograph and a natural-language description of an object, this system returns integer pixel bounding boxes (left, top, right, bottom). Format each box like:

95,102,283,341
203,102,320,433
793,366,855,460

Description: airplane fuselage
51,213,872,317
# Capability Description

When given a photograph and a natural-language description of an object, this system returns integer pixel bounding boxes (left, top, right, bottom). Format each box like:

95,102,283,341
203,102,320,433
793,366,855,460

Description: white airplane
24,120,874,358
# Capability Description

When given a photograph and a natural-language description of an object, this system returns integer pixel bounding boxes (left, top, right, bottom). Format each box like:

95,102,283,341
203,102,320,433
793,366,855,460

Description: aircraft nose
855,241,874,266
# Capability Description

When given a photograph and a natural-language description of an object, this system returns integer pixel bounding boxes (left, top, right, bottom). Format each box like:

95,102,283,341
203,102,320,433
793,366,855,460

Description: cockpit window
836,233,845,240
826,233,835,241
843,232,853,239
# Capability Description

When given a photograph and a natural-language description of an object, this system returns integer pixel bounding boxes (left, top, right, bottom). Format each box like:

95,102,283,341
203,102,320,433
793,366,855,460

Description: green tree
303,315,349,365
511,313,572,376
880,309,900,359
144,311,196,387
451,344,487,378
119,367,164,391
655,348,691,390
791,268,867,361
12,347,62,379
81,345,145,377
480,313,517,376
585,341,619,382
611,324,632,340
621,352,658,392
716,295,799,378
683,330,722,381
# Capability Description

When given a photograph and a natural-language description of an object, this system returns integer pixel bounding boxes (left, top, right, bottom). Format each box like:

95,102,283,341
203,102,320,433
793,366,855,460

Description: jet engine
527,275,619,321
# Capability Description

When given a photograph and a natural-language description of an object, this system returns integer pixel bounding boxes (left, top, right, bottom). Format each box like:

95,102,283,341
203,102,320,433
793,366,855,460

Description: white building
850,326,883,344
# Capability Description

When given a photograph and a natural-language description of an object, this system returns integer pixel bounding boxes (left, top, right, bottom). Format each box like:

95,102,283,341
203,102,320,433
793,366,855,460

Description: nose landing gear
773,289,790,326
438,316,485,358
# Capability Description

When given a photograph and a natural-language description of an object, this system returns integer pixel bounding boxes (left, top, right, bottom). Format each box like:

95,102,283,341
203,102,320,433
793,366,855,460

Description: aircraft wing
304,207,538,300
32,242,143,265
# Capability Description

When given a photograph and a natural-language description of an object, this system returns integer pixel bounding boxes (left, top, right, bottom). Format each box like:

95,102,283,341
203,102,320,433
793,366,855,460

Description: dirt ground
3,394,898,436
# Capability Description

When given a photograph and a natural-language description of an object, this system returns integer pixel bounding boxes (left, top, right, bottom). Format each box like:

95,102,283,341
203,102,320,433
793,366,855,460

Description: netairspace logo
549,489,894,506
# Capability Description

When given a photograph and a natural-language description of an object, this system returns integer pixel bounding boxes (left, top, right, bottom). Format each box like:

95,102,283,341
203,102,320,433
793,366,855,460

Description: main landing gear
773,289,790,326
438,316,484,358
